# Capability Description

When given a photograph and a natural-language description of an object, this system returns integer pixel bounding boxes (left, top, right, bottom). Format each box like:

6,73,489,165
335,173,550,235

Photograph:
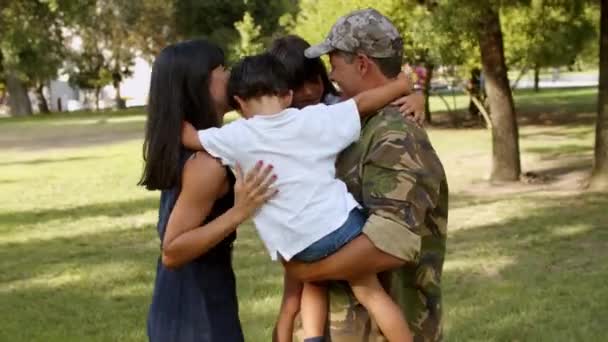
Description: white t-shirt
198,99,361,261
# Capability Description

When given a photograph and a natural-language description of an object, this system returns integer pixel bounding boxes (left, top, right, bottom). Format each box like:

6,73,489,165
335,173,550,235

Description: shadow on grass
0,197,158,227
2,190,606,340
448,193,504,210
524,144,593,159
0,220,158,284
526,158,593,182
517,111,596,126
0,272,152,341
519,127,594,140
432,110,596,130
515,86,596,127
429,87,597,129
0,199,158,341
444,192,608,341
0,213,280,341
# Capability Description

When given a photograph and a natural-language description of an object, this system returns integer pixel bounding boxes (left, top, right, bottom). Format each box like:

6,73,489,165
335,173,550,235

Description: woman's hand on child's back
181,121,203,150
232,161,278,221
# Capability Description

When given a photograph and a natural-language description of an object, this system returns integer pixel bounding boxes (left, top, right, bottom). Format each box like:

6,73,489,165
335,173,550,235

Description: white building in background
119,56,153,107
44,56,152,112
47,79,81,111
0,31,153,115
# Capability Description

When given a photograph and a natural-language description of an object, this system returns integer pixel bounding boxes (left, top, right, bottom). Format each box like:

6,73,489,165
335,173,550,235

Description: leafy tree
293,0,472,123
0,0,94,115
174,0,295,62
245,0,298,42
502,1,596,91
575,5,602,70
66,36,113,111
233,12,264,58
128,0,177,59
68,1,139,109
548,0,608,189
1,1,59,115
414,0,523,181
391,3,476,122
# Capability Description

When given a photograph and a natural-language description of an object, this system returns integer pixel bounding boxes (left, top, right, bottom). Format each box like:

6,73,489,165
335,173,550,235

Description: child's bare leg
300,282,328,339
349,274,413,342
273,273,303,342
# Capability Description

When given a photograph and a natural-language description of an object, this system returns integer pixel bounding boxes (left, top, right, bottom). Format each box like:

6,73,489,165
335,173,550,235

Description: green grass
1,89,606,341
429,86,598,116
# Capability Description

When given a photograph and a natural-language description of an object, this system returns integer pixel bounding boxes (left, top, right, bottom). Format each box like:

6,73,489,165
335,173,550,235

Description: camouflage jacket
303,106,449,342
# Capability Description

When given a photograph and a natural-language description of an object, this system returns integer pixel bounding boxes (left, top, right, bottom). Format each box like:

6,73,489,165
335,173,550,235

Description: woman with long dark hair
140,39,276,342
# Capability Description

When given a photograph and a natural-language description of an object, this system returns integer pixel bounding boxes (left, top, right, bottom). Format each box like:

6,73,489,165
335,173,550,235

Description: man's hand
181,121,203,150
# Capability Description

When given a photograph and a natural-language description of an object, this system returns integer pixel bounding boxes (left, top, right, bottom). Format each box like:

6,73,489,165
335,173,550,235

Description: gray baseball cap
304,8,403,59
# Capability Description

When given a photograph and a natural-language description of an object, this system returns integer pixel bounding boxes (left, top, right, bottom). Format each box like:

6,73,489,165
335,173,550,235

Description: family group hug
140,8,449,342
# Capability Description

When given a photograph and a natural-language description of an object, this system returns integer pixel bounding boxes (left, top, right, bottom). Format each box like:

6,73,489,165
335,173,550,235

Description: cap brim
304,41,334,59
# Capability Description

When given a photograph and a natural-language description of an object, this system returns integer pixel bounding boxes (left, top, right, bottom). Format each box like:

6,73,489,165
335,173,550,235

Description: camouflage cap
305,8,403,59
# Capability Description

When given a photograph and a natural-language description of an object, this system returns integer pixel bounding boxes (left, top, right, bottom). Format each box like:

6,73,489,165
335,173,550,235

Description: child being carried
182,53,413,342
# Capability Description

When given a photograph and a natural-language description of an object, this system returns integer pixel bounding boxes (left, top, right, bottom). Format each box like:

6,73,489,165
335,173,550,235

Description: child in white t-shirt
182,53,413,342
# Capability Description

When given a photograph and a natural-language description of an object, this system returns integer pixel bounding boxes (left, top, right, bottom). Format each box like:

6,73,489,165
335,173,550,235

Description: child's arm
182,121,204,150
393,92,426,127
352,72,412,116
181,121,240,167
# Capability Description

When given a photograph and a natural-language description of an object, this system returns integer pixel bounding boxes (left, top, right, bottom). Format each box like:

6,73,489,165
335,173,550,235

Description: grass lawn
1,88,606,341
429,86,598,119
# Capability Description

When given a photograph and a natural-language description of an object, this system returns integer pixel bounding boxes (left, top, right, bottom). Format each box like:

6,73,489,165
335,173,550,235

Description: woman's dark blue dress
147,151,244,342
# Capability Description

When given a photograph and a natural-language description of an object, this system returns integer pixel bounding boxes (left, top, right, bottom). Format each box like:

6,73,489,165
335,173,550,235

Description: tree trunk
423,63,434,124
5,71,32,116
113,79,126,109
95,87,101,111
534,64,540,92
477,7,521,182
590,0,608,190
35,83,50,114
0,88,6,105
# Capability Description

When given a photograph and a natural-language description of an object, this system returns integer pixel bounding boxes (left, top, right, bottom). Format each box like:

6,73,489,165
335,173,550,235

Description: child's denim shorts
293,208,367,263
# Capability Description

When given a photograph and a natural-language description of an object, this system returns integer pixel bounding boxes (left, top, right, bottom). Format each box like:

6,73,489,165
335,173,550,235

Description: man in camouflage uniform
281,8,449,342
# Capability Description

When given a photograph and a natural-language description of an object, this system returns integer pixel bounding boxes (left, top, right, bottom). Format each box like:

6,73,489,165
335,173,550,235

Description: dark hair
268,35,338,98
139,39,225,190
338,50,403,78
227,53,291,110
